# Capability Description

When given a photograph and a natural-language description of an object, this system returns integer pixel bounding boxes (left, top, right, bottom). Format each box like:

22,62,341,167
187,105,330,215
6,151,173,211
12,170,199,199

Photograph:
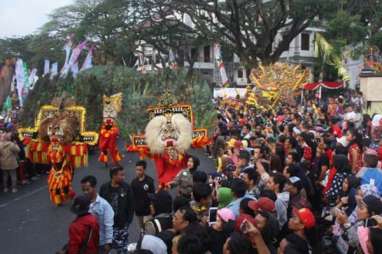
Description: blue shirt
89,194,114,246
358,167,382,195
226,194,255,218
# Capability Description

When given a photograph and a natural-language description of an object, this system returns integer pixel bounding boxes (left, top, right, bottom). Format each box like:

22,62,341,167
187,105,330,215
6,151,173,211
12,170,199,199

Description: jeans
2,169,17,189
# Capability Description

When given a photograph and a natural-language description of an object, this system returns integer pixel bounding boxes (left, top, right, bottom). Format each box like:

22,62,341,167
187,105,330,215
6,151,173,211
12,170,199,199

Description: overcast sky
0,0,74,38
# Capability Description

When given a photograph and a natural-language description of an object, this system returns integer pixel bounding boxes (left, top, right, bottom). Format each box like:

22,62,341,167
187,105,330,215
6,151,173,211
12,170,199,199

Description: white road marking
0,185,47,208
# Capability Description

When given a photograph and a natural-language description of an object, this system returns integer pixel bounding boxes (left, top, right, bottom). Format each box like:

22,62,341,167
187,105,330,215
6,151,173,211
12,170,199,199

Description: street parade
1,1,382,254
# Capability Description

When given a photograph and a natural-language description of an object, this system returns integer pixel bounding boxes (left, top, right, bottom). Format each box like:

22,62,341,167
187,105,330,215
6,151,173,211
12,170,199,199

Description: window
191,48,198,62
238,68,244,78
301,33,310,51
155,54,161,64
204,46,211,62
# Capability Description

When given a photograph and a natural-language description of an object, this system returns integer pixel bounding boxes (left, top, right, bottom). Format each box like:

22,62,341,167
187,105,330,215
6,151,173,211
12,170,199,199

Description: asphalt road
0,145,215,254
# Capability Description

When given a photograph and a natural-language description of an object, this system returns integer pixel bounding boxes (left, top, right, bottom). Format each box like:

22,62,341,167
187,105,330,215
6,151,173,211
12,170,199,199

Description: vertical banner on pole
60,38,73,77
15,59,25,106
80,46,94,71
43,59,50,77
28,68,38,90
50,62,58,80
214,43,229,87
168,49,177,69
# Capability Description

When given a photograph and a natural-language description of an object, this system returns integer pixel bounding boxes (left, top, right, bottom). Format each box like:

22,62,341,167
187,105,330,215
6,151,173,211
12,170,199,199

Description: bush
20,66,216,141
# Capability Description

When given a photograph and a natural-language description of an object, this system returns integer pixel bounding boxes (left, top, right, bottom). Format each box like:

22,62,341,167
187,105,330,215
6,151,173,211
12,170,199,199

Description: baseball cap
248,197,275,213
288,176,303,191
217,208,235,222
235,214,256,232
71,195,91,216
293,207,316,229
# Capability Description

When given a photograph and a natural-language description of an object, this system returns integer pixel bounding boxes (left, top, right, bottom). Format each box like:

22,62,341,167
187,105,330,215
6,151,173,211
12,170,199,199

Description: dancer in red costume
99,118,122,166
19,98,98,206
127,94,210,187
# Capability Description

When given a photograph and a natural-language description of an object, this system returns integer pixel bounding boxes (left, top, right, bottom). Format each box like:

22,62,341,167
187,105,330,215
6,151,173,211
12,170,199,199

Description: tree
132,0,207,74
77,0,139,65
149,0,336,67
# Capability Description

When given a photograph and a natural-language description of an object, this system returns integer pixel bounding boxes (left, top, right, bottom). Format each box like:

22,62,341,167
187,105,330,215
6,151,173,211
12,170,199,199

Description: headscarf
140,235,167,254
218,187,234,208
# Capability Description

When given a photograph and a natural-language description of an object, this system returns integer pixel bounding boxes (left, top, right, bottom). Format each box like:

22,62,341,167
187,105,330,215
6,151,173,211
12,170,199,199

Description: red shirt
68,214,99,254
331,124,342,138
303,145,313,161
323,167,337,194
348,144,362,173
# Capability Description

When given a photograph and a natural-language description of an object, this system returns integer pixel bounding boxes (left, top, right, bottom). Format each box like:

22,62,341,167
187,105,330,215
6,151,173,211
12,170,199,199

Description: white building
136,26,323,86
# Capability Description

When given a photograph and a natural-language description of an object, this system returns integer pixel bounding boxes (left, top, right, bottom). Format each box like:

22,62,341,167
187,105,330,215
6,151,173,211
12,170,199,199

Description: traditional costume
99,93,123,165
18,98,98,205
127,92,210,186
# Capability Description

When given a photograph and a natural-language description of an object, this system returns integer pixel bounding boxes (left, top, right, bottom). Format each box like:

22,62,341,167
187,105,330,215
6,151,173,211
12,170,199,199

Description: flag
15,59,25,106
21,62,30,101
71,62,79,78
168,49,177,69
214,43,229,87
50,62,58,80
60,38,73,77
137,53,146,73
10,75,16,92
43,59,50,76
2,96,12,113
80,46,94,71
65,41,87,77
28,68,38,90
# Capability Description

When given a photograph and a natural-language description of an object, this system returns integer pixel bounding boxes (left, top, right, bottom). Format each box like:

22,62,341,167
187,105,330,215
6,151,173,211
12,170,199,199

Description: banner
50,62,58,80
60,38,73,77
214,43,229,86
15,59,25,106
168,49,177,69
71,62,79,78
213,88,247,98
10,75,16,92
43,59,50,76
2,96,12,113
65,41,87,77
21,62,30,101
28,68,38,90
80,46,94,71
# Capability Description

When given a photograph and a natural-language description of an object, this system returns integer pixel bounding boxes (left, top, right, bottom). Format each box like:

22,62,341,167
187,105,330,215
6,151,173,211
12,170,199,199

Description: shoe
12,188,18,193
21,180,30,185
3,188,9,193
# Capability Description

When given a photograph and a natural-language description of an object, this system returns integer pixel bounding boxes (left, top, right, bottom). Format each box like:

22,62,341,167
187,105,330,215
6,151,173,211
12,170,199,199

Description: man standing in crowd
81,175,114,254
131,160,155,230
235,150,252,176
100,167,134,254
267,173,289,229
227,178,254,217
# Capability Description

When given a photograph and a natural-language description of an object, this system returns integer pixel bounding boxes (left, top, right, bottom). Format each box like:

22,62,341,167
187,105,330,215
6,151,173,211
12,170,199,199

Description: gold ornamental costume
19,98,98,205
99,93,123,165
127,92,210,186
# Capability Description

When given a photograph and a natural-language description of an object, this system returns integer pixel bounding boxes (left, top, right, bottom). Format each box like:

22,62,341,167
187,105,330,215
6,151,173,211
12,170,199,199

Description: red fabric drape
303,82,344,90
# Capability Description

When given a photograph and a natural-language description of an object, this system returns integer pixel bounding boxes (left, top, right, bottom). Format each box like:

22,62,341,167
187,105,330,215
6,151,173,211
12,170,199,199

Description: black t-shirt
207,227,226,254
109,186,120,212
131,175,155,216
